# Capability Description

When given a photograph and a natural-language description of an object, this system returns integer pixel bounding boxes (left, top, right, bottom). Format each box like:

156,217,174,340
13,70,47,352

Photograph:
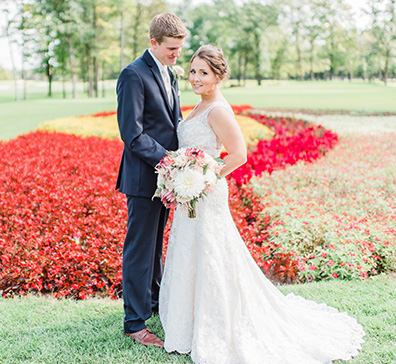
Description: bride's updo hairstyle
191,45,230,81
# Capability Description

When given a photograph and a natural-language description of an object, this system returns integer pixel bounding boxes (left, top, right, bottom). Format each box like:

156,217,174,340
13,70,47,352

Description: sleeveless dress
159,101,365,364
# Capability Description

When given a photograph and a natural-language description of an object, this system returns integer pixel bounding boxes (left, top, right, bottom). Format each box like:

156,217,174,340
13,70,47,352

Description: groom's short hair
150,13,187,44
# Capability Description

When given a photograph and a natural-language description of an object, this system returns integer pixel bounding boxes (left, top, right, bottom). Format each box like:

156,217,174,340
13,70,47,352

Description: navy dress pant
123,195,169,333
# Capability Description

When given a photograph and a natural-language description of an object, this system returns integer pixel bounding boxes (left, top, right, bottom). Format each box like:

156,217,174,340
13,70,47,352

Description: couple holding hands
116,12,364,364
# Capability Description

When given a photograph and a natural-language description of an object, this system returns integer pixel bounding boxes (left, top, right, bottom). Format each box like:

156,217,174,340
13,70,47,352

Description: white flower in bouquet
206,169,217,185
174,168,206,200
203,170,218,194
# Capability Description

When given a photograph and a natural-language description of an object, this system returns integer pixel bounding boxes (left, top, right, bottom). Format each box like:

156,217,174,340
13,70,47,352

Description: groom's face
151,36,185,67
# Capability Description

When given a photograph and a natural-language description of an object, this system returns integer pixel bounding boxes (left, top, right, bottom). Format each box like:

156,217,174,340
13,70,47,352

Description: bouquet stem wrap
188,204,197,219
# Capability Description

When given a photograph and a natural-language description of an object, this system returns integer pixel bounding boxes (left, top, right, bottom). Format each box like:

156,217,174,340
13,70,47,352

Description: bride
159,45,365,364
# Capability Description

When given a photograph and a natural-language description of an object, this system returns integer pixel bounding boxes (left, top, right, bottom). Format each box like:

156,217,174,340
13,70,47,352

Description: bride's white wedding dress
159,101,365,364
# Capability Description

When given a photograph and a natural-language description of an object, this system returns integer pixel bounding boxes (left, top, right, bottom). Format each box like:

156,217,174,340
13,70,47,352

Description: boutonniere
171,65,185,86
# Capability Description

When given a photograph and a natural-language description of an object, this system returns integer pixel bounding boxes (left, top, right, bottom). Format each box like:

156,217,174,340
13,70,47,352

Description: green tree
313,0,353,80
1,0,21,101
366,0,396,85
23,1,58,96
239,1,279,85
281,0,310,80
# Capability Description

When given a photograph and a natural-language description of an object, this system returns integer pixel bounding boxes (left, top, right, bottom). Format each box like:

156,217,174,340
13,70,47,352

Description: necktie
161,68,172,106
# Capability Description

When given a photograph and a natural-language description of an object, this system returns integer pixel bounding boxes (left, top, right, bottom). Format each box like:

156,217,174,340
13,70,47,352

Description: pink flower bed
252,133,396,282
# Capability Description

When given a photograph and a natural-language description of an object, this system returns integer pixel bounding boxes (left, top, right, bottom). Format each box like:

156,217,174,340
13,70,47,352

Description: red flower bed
91,111,117,117
228,114,339,185
161,179,299,283
226,178,299,283
0,111,338,298
0,131,279,298
0,131,125,299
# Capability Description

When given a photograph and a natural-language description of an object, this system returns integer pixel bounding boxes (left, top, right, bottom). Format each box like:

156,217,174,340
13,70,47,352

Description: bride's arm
207,107,247,178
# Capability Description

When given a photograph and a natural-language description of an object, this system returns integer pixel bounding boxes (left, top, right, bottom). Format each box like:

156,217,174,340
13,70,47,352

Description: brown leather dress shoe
124,328,164,348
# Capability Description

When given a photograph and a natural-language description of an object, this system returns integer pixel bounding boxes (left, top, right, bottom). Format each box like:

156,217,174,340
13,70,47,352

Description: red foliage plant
90,111,117,118
0,111,337,298
0,131,125,299
227,114,339,185
161,179,299,283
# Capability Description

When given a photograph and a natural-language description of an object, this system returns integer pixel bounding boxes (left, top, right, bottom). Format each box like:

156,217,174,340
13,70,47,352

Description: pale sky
0,0,370,71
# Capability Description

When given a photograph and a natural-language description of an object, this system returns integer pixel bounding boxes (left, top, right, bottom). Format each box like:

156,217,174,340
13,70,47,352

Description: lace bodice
177,101,233,158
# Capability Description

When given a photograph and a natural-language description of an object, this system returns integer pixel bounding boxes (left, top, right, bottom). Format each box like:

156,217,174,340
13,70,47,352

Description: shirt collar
148,48,168,74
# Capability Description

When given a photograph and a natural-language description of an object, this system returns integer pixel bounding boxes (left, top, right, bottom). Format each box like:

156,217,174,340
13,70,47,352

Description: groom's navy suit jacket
116,50,181,197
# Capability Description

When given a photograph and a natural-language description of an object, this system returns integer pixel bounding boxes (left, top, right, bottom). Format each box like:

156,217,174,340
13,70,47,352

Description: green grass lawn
1,79,396,141
220,80,396,113
1,274,395,364
1,79,395,363
0,80,117,141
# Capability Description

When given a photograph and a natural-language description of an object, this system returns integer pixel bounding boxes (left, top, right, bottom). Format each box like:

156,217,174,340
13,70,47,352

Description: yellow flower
40,107,274,145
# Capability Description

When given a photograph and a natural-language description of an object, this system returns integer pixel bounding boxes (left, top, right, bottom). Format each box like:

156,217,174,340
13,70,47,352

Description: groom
116,13,187,347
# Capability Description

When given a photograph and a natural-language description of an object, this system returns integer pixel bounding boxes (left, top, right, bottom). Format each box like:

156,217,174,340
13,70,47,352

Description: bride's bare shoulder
207,104,235,127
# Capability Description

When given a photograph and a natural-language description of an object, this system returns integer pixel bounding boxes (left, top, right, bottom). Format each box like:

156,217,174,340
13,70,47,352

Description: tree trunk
243,55,247,87
68,36,78,98
237,53,242,86
329,50,334,81
102,60,106,98
88,56,93,98
62,62,66,98
94,56,99,98
5,15,19,102
254,32,261,86
329,35,336,81
22,49,28,100
86,42,93,98
295,24,303,81
120,7,125,70
310,51,314,81
132,2,142,60
383,49,389,86
47,61,53,97
362,57,367,81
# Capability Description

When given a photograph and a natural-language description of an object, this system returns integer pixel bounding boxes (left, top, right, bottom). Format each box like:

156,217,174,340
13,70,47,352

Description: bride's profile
159,44,365,364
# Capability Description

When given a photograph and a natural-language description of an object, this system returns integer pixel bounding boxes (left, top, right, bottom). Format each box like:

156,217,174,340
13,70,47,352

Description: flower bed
0,107,343,298
0,132,125,299
38,105,273,145
251,133,396,282
228,114,339,185
0,130,280,298
39,114,120,139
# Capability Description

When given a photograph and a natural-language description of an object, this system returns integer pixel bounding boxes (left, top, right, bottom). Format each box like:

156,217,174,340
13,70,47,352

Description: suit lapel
143,50,174,120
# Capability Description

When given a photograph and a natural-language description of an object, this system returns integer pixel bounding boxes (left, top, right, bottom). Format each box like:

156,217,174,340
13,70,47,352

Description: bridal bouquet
153,148,224,218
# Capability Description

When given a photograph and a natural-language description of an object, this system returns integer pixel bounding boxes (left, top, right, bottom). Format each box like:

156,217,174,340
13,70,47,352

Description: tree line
1,0,396,101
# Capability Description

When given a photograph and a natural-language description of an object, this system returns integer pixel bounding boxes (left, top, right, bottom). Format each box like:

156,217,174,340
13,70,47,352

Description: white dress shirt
148,49,173,107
